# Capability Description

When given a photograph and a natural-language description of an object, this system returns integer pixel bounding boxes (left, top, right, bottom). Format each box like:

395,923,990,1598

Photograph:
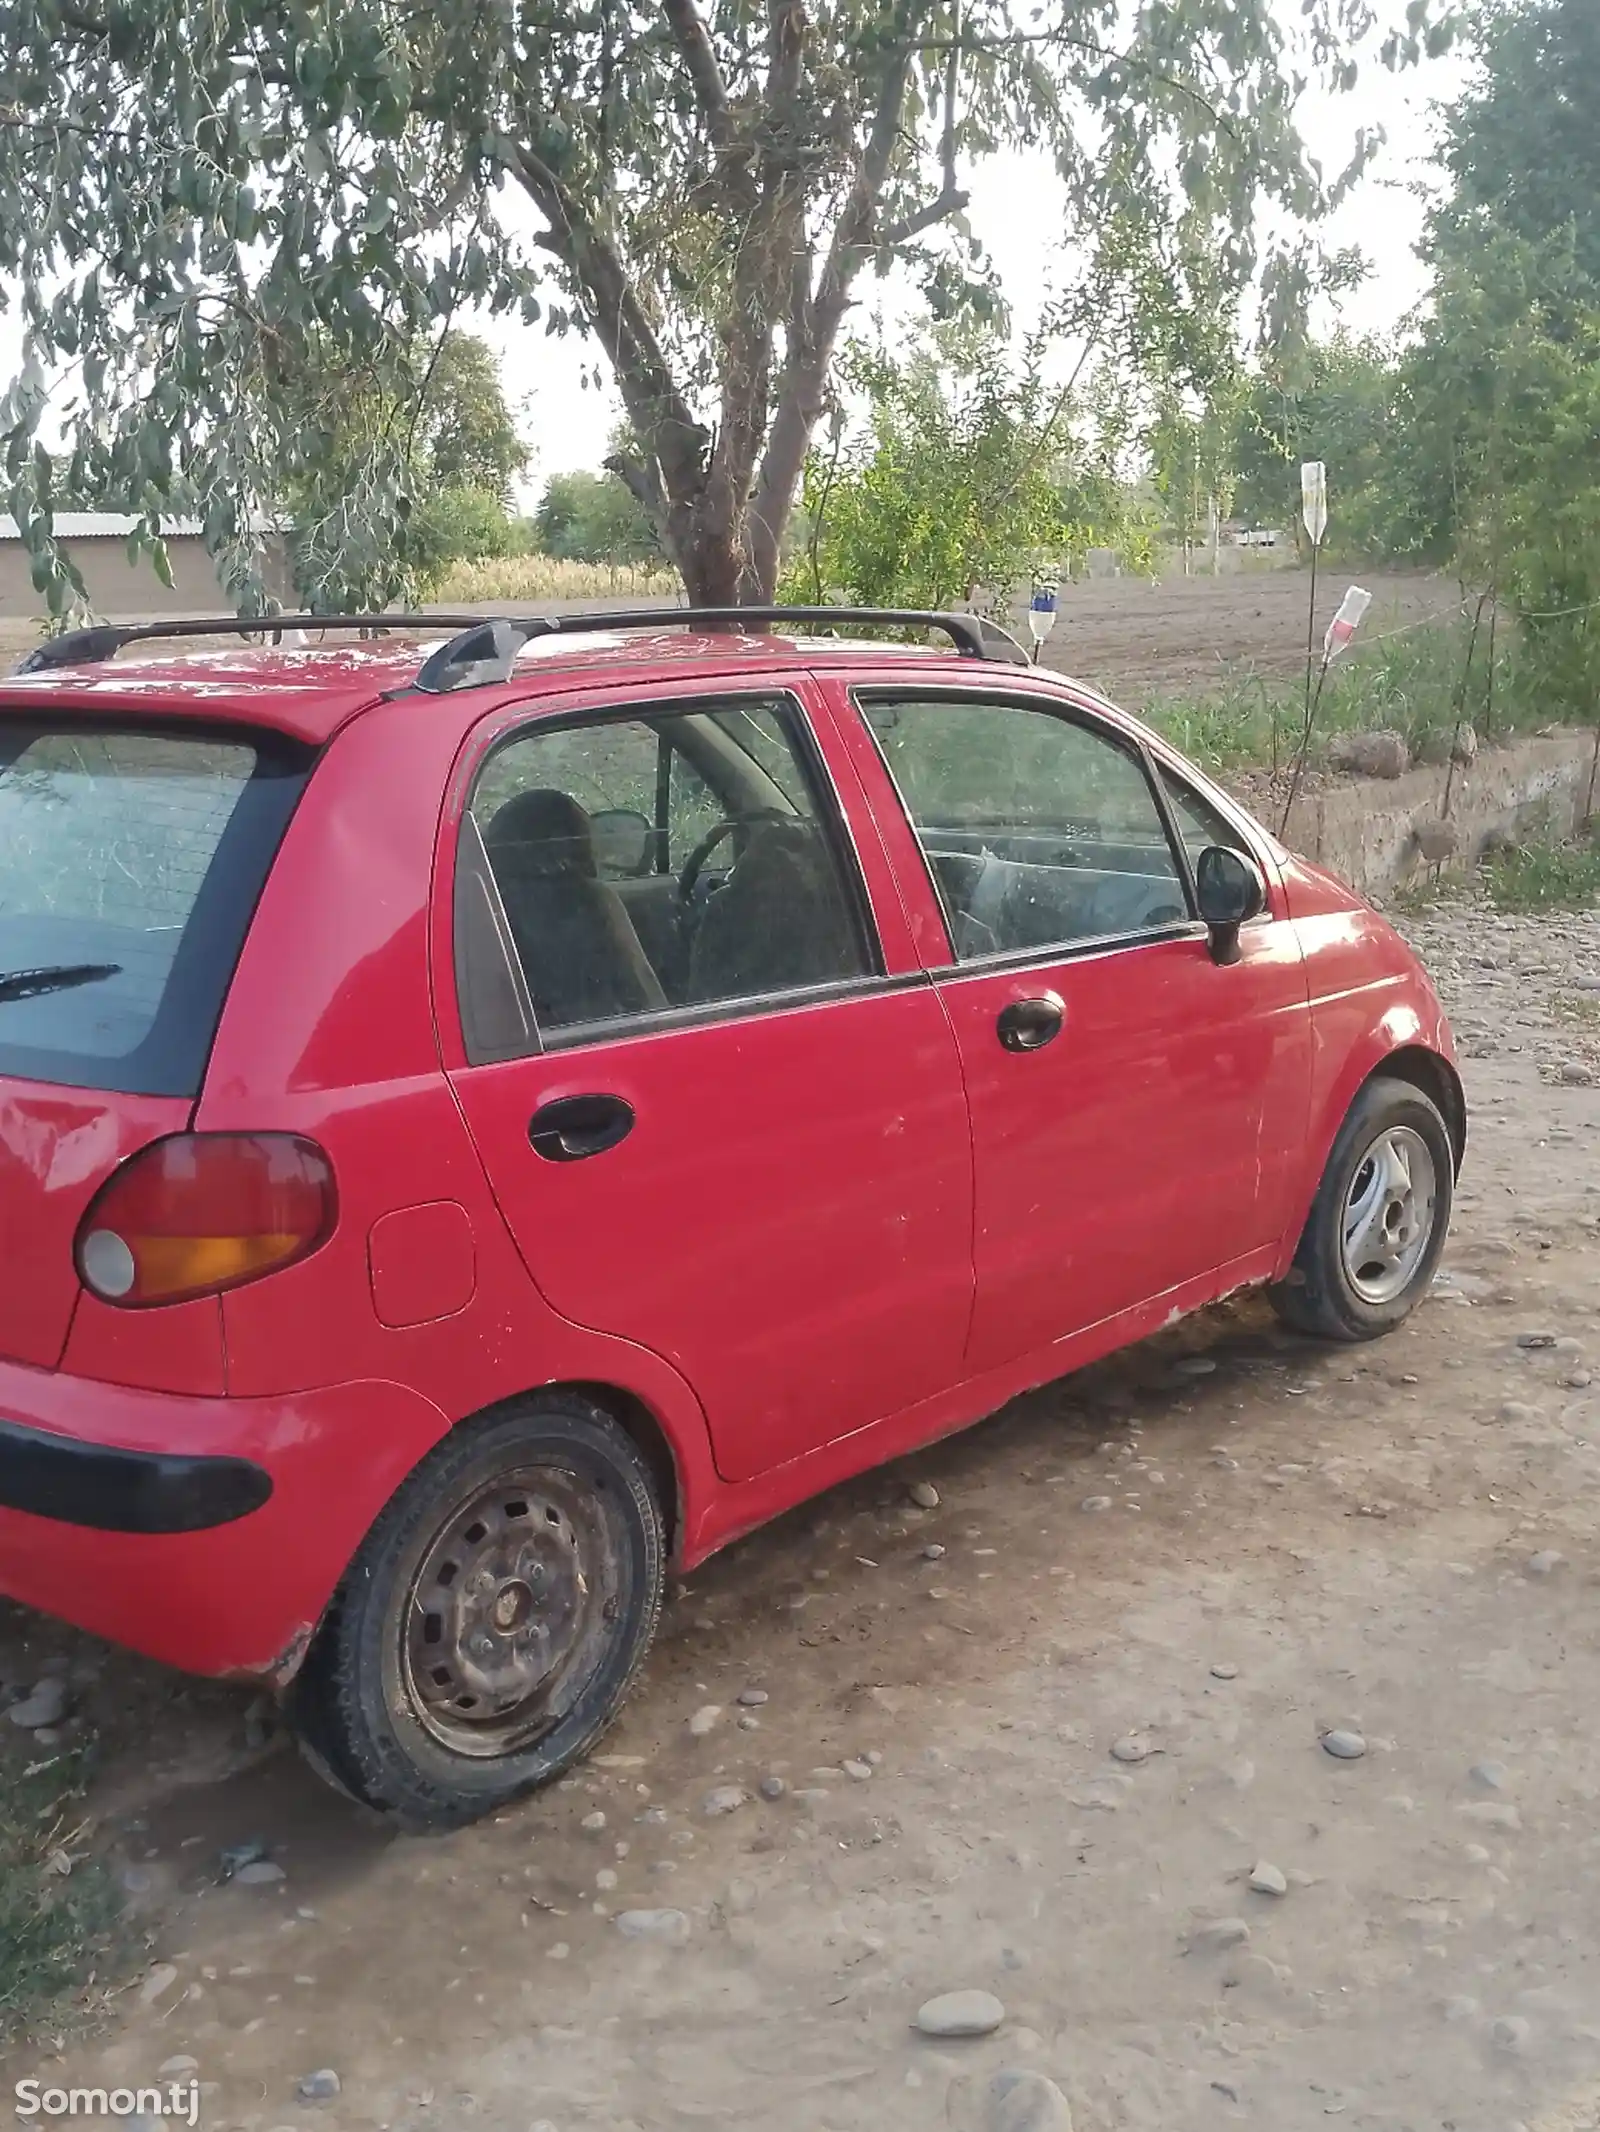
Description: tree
279,330,527,606
534,471,661,566
2,0,1453,616
1227,336,1412,557
1434,0,1600,299
794,326,1154,610
1145,378,1244,565
420,334,530,503
1397,0,1600,718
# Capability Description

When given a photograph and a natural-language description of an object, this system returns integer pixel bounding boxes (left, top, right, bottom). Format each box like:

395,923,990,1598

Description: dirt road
4,893,1600,2132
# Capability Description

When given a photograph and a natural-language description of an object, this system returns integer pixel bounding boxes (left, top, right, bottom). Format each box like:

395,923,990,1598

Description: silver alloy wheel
1340,1124,1438,1304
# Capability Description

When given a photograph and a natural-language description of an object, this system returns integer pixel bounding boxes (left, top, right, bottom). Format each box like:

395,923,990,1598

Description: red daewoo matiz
0,606,1462,1824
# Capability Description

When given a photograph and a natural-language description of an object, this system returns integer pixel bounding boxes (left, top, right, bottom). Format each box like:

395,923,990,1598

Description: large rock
915,1989,1006,2038
616,1908,692,1945
1414,819,1460,864
987,2069,1075,2132
1330,729,1410,779
8,1678,68,1729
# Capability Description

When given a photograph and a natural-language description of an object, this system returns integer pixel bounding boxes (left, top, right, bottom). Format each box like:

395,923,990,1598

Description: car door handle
528,1093,636,1162
996,995,1065,1053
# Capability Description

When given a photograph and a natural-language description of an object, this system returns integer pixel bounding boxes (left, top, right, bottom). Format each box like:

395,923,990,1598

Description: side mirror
589,807,655,879
1195,845,1267,966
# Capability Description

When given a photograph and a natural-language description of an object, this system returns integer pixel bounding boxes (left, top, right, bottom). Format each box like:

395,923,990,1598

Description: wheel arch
1276,1035,1465,1281
554,1378,685,1553
1368,1045,1466,1174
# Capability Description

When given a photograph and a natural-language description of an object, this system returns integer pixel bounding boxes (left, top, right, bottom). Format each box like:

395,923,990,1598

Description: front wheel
289,1395,665,1829
1269,1076,1454,1342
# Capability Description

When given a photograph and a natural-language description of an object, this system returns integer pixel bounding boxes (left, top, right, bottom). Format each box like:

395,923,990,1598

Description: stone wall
1270,730,1599,900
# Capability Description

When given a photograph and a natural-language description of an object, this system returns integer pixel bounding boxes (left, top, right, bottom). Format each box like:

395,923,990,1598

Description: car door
826,678,1311,1376
443,678,975,1484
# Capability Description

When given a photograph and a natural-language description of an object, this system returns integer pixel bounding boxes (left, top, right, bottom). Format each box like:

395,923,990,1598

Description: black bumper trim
0,1417,273,1534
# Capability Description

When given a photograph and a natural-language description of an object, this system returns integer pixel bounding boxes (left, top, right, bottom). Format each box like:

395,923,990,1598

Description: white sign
1301,461,1328,547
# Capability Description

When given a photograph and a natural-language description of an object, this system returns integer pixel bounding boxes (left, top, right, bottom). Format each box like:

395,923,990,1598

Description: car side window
458,697,874,1051
860,694,1189,962
1157,765,1254,866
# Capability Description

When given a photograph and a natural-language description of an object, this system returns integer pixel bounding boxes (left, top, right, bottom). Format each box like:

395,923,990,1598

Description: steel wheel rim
1340,1124,1438,1305
401,1466,619,1758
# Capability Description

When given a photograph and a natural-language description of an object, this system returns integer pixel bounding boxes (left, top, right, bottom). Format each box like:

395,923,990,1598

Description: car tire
1269,1075,1454,1343
288,1394,665,1829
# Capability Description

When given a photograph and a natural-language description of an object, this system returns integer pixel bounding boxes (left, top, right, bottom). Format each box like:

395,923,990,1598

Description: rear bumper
0,1359,450,1682
0,1417,271,1533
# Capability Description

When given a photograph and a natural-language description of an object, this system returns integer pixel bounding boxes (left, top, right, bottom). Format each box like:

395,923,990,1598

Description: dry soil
2,899,1600,2132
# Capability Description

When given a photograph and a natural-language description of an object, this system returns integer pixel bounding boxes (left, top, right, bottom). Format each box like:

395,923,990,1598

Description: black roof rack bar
412,604,1029,693
14,611,498,676
14,602,1030,686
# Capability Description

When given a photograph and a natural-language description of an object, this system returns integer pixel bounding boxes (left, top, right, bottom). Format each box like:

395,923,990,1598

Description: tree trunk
670,499,778,607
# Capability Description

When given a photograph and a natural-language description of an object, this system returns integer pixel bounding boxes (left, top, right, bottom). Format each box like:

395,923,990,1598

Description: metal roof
1,513,279,540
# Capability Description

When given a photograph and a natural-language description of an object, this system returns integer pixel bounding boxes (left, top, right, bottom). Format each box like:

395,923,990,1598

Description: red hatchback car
0,606,1462,1824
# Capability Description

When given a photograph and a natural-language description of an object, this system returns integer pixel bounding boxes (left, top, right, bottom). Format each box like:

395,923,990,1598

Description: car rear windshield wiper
0,963,122,1004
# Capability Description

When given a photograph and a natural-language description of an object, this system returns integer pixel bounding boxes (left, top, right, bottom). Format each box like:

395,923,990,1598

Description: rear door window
0,721,309,1095
456,695,875,1053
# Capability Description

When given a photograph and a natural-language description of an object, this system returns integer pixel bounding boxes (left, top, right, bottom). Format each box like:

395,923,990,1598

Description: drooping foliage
1,0,1450,613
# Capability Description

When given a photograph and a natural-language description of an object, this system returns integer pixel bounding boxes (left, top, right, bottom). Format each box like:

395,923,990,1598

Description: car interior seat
484,788,668,1028
687,818,863,1002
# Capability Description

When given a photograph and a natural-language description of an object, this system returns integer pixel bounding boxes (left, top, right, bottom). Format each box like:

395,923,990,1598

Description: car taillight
75,1134,337,1307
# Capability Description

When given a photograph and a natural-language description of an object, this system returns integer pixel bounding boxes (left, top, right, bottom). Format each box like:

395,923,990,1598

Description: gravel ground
3,897,1599,2132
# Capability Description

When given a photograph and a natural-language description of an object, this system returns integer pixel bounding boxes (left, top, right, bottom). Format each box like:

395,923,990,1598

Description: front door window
861,695,1190,960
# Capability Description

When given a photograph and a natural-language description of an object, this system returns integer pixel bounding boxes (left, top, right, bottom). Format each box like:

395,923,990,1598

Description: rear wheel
1269,1076,1454,1343
290,1395,664,1828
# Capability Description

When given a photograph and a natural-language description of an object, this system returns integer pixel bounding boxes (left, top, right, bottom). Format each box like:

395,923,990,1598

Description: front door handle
529,1093,636,1162
996,995,1064,1053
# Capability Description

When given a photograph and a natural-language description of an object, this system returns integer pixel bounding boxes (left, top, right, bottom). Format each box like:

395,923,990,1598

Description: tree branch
513,144,708,517
940,9,960,195
907,28,1238,140
747,0,935,590
604,448,668,527
879,184,969,245
661,0,732,144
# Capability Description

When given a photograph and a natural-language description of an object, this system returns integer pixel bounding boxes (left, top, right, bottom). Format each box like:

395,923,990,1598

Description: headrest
485,789,597,879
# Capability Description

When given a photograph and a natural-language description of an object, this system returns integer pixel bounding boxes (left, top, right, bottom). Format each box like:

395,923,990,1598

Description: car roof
0,626,1017,746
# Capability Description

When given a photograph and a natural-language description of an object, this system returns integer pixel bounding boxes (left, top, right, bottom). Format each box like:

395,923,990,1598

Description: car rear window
0,720,310,1096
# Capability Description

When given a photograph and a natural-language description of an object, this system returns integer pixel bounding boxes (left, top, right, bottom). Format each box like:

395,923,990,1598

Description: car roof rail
12,612,496,675
411,605,1032,692
12,603,1032,686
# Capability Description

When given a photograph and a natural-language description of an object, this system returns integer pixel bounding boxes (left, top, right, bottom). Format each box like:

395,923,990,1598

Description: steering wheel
677,810,786,905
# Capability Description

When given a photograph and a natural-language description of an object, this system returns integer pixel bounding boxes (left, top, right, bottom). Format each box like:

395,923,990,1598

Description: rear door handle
996,995,1064,1053
529,1093,635,1162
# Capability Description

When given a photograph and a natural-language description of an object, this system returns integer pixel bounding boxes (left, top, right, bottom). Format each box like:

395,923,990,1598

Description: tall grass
434,555,679,605
0,1732,123,2046
1483,830,1600,912
1143,612,1553,775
